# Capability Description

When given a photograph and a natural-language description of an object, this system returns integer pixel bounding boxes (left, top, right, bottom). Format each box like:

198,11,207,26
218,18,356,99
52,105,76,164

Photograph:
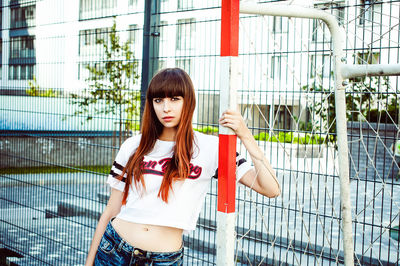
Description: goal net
220,0,400,265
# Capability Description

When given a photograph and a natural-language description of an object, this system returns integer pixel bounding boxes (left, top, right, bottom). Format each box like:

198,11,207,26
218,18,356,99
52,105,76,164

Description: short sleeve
235,152,253,181
106,135,141,191
212,152,253,182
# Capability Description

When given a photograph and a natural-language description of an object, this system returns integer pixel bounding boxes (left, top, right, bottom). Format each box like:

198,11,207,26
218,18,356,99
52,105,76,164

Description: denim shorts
94,220,184,265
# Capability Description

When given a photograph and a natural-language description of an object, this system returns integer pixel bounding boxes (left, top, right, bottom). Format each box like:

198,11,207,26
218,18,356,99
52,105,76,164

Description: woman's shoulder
120,133,142,150
194,131,218,146
193,131,219,163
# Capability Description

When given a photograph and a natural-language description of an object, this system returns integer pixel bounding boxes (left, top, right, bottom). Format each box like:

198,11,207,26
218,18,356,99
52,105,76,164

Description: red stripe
221,0,239,56
217,134,237,213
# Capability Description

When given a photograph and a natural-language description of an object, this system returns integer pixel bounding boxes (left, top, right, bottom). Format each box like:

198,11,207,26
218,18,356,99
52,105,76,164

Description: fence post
140,0,161,119
217,0,240,265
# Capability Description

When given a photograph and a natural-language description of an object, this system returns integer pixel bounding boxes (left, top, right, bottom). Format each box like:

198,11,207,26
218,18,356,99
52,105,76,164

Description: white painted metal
342,64,400,79
217,56,239,265
219,56,239,136
216,212,236,266
240,3,355,265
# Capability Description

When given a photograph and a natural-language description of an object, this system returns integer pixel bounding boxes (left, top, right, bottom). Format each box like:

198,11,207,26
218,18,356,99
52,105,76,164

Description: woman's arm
219,109,281,198
85,188,124,266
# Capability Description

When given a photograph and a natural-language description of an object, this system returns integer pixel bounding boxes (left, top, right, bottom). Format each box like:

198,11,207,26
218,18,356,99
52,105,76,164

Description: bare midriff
111,217,183,252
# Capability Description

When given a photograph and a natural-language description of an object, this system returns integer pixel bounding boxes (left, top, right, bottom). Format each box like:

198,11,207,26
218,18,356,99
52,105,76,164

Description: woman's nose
163,100,171,112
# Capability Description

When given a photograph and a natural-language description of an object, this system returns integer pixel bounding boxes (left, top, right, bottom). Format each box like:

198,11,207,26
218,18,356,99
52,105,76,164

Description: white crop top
106,131,253,234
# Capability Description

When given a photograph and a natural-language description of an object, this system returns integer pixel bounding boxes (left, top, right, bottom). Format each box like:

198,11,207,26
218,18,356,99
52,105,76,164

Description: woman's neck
159,127,177,141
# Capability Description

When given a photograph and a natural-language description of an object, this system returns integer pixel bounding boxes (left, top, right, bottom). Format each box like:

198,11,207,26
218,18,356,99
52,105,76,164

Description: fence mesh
0,0,399,265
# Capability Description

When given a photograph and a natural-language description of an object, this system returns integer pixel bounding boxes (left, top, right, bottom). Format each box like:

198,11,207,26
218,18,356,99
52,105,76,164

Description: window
10,5,35,28
313,2,345,42
79,27,110,56
158,60,166,71
359,0,372,25
310,54,332,79
274,106,293,130
312,19,320,42
9,65,17,80
335,5,345,25
177,0,193,10
78,62,105,80
80,0,117,20
84,30,93,45
27,65,34,79
96,28,109,43
273,17,287,33
270,55,287,78
159,21,167,55
175,58,192,74
128,24,138,44
20,65,27,80
10,36,35,59
176,18,195,50
129,0,138,8
128,25,139,54
9,64,34,80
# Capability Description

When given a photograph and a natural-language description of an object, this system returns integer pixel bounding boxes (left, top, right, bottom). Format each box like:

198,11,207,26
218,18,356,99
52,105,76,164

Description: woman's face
153,96,184,129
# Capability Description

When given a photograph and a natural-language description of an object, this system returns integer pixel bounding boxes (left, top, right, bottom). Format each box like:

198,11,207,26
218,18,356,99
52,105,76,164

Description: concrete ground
1,172,399,265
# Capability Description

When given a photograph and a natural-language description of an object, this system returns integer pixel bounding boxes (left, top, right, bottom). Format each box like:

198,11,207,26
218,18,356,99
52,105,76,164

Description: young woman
85,68,280,265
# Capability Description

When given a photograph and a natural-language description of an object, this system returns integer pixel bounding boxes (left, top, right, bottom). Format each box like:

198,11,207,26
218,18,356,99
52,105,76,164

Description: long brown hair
121,68,196,204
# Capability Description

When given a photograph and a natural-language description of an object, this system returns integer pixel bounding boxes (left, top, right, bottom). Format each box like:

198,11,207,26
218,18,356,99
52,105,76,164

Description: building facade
0,0,398,131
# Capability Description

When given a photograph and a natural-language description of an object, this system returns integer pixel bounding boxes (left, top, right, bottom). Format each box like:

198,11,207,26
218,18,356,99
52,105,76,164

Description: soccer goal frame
217,1,400,265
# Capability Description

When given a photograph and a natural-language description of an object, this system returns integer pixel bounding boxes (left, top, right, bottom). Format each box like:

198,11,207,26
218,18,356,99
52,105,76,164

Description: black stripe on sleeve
109,170,127,183
109,169,119,177
237,158,247,167
113,161,125,171
212,169,218,179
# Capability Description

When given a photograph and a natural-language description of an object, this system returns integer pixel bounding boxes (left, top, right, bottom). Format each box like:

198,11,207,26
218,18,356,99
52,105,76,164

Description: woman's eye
171,97,181,101
154,98,162,103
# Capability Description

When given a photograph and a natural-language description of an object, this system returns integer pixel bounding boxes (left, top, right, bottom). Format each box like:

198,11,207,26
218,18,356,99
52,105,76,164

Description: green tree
302,75,391,143
26,76,60,97
70,20,140,146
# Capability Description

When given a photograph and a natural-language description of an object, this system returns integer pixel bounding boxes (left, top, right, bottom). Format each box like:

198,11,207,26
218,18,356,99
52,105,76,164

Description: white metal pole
217,56,238,266
342,63,400,79
240,4,354,265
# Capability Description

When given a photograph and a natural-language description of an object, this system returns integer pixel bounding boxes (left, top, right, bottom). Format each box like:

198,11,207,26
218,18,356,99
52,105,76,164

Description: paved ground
1,172,399,265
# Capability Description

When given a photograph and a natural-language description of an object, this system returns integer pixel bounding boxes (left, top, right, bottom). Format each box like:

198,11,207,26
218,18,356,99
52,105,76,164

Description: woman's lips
163,116,174,122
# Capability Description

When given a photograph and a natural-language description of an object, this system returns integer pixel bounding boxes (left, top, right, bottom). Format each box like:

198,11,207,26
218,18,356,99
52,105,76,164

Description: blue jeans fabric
94,220,184,265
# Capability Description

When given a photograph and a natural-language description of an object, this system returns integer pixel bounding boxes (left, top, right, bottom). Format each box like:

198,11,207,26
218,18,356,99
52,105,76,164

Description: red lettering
143,160,157,169
189,163,202,179
140,158,202,179
158,158,171,172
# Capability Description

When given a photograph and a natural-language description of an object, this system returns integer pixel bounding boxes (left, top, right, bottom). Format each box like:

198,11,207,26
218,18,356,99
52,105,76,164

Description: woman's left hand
219,110,250,139
219,109,281,198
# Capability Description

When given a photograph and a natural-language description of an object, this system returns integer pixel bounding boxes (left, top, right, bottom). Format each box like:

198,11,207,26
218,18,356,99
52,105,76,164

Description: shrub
194,126,218,134
254,131,325,145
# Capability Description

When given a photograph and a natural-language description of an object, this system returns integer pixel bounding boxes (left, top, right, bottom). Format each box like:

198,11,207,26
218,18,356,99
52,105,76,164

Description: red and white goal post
217,0,400,265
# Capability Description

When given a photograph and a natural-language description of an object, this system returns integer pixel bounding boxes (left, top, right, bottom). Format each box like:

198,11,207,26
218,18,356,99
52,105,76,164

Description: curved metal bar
240,3,354,265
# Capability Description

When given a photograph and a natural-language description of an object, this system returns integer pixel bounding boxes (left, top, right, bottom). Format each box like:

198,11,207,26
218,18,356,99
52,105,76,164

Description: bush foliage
254,131,325,145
